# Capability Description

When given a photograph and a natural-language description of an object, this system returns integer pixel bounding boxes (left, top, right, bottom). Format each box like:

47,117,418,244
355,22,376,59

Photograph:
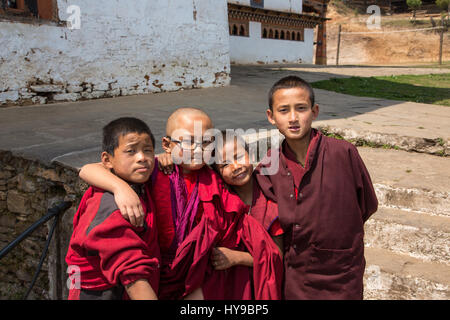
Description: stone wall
0,0,230,106
0,151,85,299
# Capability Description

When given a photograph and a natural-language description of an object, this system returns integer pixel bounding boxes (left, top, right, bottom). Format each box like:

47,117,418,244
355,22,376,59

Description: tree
436,0,450,22
407,0,422,23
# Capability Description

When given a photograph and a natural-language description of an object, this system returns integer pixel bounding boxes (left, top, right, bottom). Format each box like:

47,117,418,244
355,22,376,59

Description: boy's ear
101,151,114,170
312,104,319,121
162,136,172,153
266,108,276,126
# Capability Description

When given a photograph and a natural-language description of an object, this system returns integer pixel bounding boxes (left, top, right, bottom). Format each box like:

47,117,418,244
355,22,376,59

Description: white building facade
0,0,230,105
228,0,322,64
0,0,324,106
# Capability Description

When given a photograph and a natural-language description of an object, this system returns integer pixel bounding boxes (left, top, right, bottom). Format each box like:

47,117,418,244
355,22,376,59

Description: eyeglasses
166,136,215,151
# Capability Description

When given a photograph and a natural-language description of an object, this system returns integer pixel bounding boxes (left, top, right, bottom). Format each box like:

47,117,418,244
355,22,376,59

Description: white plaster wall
228,0,302,14
230,21,314,64
0,0,230,105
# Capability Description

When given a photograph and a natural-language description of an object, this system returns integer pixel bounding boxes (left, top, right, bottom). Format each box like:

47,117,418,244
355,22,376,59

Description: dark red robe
254,128,378,300
150,161,283,300
65,185,160,300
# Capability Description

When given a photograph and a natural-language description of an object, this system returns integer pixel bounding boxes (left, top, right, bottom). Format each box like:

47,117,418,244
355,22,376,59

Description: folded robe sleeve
348,145,378,222
83,211,160,288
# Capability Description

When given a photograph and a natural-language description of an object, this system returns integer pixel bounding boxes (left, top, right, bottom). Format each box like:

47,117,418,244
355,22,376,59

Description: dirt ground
322,2,450,65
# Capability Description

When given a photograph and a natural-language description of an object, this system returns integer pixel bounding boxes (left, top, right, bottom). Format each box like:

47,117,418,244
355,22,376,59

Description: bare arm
125,279,158,300
211,247,253,270
79,162,144,227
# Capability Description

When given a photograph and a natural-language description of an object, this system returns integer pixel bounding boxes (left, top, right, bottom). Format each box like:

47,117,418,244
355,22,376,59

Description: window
261,24,304,42
228,19,249,37
0,0,56,21
232,24,238,35
239,25,245,36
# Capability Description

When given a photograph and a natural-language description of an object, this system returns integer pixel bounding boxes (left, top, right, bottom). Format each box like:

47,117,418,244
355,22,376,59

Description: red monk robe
65,184,160,300
254,128,378,300
150,159,283,300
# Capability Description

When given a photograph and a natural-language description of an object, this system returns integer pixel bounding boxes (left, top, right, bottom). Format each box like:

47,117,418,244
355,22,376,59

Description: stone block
66,85,83,93
0,212,16,228
7,190,30,215
52,93,80,102
31,96,47,104
0,170,13,180
17,173,37,193
30,85,64,93
0,91,19,102
35,168,63,182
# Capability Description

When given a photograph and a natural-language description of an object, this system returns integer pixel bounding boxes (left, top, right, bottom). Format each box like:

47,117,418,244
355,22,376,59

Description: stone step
357,147,450,217
364,207,450,265
363,247,450,300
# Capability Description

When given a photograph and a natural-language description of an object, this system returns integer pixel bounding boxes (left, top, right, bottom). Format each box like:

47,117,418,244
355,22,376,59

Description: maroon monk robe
152,163,283,300
254,128,378,300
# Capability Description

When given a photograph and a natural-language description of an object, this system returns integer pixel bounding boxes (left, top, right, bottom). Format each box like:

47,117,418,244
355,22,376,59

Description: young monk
210,131,284,257
65,117,160,300
253,76,378,300
79,108,282,300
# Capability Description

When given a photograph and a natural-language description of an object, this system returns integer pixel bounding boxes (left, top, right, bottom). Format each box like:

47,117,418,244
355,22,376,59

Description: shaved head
166,107,213,136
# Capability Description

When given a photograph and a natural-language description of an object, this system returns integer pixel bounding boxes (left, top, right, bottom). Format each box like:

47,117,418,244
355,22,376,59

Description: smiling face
216,137,253,187
102,132,155,184
267,87,319,143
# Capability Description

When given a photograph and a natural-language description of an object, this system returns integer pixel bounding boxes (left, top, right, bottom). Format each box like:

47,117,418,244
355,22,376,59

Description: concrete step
363,247,450,300
356,147,450,217
364,207,450,265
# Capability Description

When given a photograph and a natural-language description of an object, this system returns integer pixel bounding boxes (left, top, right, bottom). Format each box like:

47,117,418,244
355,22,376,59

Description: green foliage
407,0,422,9
436,0,450,11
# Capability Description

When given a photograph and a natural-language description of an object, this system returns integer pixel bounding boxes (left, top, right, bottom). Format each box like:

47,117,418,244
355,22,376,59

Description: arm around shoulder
79,162,145,227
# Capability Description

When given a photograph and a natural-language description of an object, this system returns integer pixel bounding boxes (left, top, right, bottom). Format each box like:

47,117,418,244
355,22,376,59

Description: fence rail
0,201,72,299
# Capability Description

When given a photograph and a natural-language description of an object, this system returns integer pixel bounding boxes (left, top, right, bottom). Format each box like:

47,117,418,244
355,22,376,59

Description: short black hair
102,117,155,155
268,75,315,110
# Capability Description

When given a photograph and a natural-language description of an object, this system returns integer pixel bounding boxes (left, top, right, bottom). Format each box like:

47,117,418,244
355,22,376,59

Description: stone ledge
365,207,450,265
364,247,450,300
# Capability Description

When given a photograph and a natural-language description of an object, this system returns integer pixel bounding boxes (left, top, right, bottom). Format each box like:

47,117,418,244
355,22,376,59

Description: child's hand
211,247,240,270
115,187,145,227
157,152,174,175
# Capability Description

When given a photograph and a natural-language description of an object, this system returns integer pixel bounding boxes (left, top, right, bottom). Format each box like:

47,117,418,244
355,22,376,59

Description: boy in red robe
79,108,282,300
65,117,160,300
253,76,378,300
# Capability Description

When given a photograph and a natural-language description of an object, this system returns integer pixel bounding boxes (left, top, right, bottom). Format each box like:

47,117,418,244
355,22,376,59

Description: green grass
311,73,450,106
409,61,450,69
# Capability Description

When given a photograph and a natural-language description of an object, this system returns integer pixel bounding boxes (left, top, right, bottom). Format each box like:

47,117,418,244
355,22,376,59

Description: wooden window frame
0,0,58,23
261,23,304,42
229,19,249,37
